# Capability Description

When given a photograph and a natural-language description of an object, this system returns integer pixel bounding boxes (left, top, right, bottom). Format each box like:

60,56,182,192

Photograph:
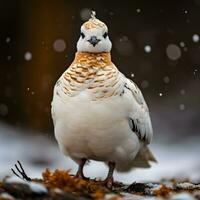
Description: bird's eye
80,32,85,38
103,32,108,38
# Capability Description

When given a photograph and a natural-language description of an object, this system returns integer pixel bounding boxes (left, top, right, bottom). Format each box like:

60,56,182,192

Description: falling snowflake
24,52,32,61
179,104,185,111
6,37,11,43
179,42,185,47
144,45,151,53
180,89,186,95
163,76,170,84
159,93,163,97
192,34,199,43
136,8,141,13
7,56,12,60
131,73,134,78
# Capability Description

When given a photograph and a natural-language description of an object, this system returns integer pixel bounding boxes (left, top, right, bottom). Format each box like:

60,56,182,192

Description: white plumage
51,12,156,187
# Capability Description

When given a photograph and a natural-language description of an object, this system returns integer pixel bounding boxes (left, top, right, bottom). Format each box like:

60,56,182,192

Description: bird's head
77,11,112,53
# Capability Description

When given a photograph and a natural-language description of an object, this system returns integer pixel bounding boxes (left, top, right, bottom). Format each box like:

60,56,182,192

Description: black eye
103,32,108,38
80,32,85,38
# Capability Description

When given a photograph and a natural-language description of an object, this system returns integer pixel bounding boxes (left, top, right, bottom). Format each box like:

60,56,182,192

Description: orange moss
153,185,171,197
42,169,108,200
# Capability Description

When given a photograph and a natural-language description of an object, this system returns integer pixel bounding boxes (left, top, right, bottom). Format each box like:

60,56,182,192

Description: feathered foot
75,158,88,180
103,161,115,189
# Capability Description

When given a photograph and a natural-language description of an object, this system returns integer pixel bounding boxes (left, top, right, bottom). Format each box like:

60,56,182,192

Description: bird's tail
116,146,157,172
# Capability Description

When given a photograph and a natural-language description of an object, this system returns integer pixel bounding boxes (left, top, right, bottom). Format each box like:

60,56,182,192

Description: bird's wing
116,146,157,171
122,75,153,144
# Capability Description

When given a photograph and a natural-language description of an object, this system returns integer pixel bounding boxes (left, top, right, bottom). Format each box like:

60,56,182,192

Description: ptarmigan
51,11,156,188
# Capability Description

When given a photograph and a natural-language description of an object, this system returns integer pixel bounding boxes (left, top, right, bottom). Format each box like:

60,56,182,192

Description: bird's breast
52,92,140,163
54,56,124,101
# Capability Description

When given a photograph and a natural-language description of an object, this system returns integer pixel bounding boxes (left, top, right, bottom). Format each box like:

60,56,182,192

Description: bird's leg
75,158,88,179
104,161,115,188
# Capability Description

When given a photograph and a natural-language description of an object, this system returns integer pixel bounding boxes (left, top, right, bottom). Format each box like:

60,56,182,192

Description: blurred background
0,0,199,183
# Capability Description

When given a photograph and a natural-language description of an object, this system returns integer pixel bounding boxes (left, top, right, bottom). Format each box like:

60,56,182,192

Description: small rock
175,182,200,190
4,176,47,196
125,182,151,194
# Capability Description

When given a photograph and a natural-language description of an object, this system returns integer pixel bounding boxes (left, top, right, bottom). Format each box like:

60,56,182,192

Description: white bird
51,11,156,188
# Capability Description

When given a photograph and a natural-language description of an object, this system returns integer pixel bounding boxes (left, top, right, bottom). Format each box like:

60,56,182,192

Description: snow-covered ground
0,122,200,184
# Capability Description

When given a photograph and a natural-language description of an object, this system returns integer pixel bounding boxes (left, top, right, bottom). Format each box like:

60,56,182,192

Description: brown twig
11,161,31,181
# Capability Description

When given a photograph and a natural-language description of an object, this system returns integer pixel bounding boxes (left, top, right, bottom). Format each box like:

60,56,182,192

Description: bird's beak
88,36,100,47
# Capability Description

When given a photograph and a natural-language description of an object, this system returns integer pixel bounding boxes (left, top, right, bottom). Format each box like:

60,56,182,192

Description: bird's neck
74,52,112,68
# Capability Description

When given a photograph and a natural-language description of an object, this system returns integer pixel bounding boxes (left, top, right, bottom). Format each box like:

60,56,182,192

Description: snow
146,183,160,189
24,52,32,61
179,104,185,111
5,176,47,194
176,182,200,190
7,55,12,60
144,45,151,53
122,193,159,200
136,9,141,13
5,176,25,184
6,37,11,43
105,194,120,200
180,89,186,95
159,93,163,97
0,119,200,184
192,34,199,43
29,182,48,194
171,192,195,200
131,73,135,78
179,42,185,47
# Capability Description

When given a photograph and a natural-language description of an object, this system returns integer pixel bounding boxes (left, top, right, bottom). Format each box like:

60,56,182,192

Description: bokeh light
166,44,182,61
24,52,32,61
53,39,66,52
192,34,199,43
80,8,92,21
144,45,152,53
